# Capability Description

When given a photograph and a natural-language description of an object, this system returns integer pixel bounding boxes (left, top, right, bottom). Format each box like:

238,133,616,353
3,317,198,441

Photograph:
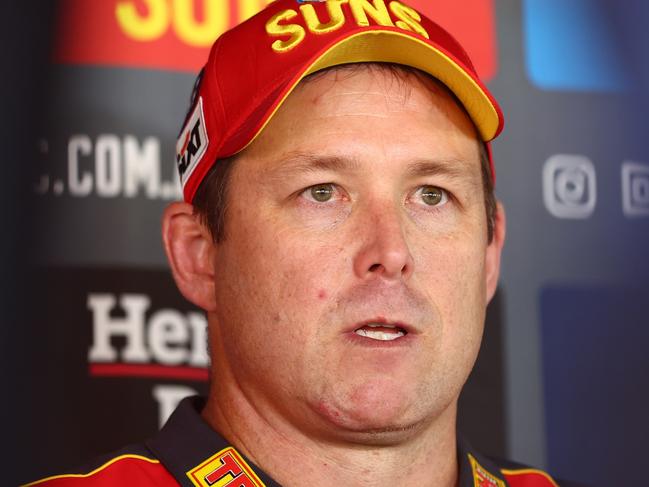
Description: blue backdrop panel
541,285,649,487
523,0,632,92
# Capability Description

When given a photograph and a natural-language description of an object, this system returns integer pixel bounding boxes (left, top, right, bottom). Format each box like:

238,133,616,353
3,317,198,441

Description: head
163,63,505,442
163,0,505,444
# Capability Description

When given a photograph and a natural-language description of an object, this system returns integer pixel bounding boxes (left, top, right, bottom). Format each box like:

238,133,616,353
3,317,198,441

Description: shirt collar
147,396,509,487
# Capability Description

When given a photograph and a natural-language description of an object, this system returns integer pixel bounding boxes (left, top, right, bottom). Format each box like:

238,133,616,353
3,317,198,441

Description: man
28,1,564,486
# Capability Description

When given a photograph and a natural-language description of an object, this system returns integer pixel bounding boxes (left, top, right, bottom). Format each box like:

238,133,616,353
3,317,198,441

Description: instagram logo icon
543,154,597,219
622,162,649,217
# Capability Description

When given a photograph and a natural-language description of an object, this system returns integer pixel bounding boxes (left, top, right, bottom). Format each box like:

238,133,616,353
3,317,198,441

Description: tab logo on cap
176,97,209,185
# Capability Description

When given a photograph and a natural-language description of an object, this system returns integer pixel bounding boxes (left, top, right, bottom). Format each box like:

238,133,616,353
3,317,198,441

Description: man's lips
349,318,413,342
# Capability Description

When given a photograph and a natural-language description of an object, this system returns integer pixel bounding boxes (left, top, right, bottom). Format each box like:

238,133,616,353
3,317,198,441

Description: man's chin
343,420,429,446
309,389,431,445
316,413,428,447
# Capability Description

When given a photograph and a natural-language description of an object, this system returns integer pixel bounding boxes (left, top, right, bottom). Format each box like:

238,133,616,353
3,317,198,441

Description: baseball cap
176,0,504,202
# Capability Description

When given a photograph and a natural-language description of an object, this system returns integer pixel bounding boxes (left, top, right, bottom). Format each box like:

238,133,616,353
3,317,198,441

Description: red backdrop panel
53,0,497,80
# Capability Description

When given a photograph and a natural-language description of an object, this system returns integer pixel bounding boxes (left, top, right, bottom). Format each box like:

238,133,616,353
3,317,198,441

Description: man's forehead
232,65,482,184
257,64,479,149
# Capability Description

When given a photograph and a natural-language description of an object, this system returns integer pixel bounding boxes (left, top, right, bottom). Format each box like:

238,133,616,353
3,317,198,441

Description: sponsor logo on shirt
187,447,266,487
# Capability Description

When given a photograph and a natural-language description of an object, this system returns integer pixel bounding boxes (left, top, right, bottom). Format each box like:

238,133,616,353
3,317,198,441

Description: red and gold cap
176,0,504,202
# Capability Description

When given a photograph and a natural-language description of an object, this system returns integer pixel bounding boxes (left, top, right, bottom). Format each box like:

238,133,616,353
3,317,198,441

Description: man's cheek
419,245,484,304
280,241,346,292
276,264,329,307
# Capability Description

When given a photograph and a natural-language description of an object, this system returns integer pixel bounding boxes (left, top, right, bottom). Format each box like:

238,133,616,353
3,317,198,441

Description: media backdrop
6,1,648,486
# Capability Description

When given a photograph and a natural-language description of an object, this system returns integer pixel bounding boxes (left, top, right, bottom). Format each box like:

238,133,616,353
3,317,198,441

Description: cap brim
239,29,503,156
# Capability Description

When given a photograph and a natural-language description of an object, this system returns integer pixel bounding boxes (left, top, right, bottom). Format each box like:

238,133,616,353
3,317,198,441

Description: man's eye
307,184,335,202
418,185,448,206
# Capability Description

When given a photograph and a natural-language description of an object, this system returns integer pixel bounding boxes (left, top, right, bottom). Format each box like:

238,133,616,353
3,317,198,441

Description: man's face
207,67,501,442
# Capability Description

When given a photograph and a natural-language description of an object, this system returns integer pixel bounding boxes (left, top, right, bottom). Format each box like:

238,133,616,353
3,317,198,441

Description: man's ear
485,201,506,303
162,202,217,312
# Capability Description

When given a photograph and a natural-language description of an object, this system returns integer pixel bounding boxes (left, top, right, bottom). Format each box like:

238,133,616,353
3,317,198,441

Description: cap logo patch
176,96,208,187
468,454,506,487
266,0,429,53
186,447,266,487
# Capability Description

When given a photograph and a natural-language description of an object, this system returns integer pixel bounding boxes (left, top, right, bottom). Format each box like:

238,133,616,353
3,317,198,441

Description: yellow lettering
172,0,229,47
300,1,347,35
116,0,169,41
238,0,274,23
349,0,393,28
389,1,429,39
266,9,306,53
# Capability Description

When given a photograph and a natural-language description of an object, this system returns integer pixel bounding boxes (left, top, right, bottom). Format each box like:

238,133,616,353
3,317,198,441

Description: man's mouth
353,323,407,341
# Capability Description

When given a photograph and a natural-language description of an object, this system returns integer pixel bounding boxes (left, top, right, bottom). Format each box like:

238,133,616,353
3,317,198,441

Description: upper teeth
355,324,405,341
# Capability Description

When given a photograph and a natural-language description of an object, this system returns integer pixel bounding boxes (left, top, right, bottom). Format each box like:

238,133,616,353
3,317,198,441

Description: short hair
192,64,497,244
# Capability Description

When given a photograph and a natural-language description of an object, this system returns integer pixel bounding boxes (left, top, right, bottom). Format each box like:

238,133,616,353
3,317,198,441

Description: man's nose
352,202,415,281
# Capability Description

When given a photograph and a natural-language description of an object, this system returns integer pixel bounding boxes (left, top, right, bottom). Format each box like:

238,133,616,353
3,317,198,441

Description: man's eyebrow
405,158,479,184
266,152,361,178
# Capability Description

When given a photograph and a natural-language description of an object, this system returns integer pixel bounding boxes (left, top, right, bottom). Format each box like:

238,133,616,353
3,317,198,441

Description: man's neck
202,380,459,487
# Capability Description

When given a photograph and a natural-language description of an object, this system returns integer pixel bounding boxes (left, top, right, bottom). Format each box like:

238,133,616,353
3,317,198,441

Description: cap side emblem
176,96,209,188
